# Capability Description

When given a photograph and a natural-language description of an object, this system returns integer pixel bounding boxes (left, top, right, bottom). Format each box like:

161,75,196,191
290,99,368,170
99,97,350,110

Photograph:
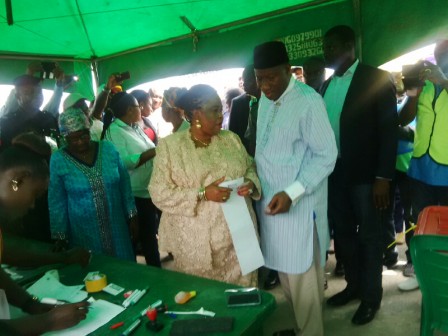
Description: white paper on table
43,299,124,336
220,177,264,275
27,271,88,303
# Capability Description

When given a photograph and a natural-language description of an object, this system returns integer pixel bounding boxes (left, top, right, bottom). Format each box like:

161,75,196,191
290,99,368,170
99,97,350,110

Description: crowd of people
0,24,447,335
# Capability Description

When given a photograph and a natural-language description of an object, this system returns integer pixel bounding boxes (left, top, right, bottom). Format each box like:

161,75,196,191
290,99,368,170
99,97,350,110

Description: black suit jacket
228,93,251,147
321,63,398,184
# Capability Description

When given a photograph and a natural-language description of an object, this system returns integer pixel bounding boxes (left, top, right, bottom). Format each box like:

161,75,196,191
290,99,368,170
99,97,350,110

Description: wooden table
57,254,276,335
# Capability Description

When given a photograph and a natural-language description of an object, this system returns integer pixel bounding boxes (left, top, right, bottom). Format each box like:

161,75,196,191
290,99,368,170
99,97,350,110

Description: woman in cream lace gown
150,84,261,286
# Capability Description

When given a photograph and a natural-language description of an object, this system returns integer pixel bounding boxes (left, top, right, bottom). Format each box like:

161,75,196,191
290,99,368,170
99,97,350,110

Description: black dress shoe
327,288,359,306
383,251,399,269
334,262,345,276
351,301,379,325
272,329,295,336
264,270,280,290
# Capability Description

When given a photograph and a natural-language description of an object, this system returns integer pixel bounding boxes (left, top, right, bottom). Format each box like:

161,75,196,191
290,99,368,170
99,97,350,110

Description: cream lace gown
150,129,261,286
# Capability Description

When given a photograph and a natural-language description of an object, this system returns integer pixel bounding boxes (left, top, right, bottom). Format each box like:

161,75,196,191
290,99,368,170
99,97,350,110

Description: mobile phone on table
227,291,261,307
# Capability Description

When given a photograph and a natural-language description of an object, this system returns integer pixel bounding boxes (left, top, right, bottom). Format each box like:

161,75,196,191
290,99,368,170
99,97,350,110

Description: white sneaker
398,276,419,291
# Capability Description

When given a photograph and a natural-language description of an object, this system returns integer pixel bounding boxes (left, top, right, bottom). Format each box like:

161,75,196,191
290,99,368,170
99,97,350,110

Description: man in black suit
228,64,260,152
321,25,397,325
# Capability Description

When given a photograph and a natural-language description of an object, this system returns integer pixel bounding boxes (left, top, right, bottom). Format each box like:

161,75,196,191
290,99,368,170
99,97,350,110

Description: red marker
110,321,124,330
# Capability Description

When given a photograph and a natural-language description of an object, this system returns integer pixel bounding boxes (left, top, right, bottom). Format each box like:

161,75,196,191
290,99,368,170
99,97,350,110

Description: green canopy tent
0,0,447,98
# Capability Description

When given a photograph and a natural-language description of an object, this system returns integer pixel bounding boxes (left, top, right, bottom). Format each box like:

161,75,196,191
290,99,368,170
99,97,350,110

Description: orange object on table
414,206,448,236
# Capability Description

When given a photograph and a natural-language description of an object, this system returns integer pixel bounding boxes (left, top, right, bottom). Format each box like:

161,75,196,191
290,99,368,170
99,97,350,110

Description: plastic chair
411,234,448,336
414,206,448,236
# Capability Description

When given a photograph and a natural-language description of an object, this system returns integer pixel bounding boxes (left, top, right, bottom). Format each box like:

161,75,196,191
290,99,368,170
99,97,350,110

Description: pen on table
120,318,141,336
78,305,94,310
110,321,124,330
130,287,149,306
40,298,66,305
137,298,160,318
122,289,141,308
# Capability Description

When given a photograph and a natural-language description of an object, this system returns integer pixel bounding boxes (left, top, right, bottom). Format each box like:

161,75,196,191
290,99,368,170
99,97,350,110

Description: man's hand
420,61,448,87
265,192,292,215
373,179,390,210
26,61,43,75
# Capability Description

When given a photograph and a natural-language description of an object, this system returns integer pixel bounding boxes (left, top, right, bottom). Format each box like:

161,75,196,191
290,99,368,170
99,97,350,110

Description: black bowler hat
253,41,289,69
13,74,41,88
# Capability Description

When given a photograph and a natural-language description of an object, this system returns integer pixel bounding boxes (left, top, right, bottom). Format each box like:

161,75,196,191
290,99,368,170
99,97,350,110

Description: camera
115,71,130,82
41,62,56,79
402,61,427,89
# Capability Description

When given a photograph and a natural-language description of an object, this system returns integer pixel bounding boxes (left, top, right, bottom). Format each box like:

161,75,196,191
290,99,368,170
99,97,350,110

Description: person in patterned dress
49,107,136,260
150,84,261,286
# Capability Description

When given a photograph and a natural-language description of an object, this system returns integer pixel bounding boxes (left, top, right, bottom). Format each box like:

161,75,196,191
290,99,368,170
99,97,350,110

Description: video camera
40,62,56,79
115,71,130,82
402,61,429,89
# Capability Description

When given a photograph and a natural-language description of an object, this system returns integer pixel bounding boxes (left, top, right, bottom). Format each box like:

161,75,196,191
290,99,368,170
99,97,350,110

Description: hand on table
45,302,90,331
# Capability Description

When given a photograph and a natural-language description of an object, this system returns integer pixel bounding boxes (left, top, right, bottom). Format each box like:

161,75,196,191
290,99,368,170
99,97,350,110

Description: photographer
0,62,64,122
398,40,448,291
0,62,67,243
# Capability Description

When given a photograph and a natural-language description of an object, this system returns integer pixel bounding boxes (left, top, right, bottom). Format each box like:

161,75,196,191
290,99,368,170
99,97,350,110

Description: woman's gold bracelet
198,186,206,201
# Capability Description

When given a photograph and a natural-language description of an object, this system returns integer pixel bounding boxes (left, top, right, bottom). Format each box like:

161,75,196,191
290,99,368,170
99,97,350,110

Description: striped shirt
255,76,337,274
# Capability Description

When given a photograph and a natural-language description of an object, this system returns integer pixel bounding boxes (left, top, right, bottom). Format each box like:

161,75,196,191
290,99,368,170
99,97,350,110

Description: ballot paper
27,270,88,303
220,177,264,275
2,267,23,281
43,299,124,336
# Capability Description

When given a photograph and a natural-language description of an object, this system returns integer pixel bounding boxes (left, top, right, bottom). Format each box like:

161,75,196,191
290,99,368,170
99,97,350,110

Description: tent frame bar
0,0,337,63
98,0,338,61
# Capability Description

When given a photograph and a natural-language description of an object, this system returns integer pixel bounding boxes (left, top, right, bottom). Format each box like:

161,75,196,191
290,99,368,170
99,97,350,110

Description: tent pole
90,58,99,96
352,0,362,62
74,0,96,59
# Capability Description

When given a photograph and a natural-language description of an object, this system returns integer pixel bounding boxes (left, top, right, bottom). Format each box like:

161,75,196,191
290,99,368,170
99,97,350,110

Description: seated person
0,133,90,335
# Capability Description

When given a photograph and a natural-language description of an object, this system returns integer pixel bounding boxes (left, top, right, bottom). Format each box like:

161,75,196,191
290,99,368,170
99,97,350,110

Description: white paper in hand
220,177,264,275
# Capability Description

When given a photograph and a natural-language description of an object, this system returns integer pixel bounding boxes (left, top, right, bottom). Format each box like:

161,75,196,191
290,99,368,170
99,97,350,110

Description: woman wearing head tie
150,84,261,286
49,107,136,261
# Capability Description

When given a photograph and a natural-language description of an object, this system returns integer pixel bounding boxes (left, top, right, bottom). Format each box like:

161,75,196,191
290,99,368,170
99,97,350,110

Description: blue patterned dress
49,141,136,261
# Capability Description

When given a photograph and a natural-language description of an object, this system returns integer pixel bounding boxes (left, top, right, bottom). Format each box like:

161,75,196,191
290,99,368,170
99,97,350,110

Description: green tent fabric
1,0,447,95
